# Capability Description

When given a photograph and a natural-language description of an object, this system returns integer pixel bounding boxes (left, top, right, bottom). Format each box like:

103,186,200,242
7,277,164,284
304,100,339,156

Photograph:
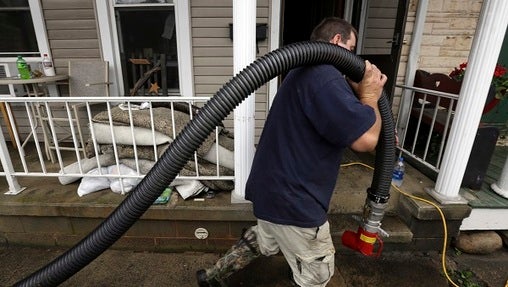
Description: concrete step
329,214,413,244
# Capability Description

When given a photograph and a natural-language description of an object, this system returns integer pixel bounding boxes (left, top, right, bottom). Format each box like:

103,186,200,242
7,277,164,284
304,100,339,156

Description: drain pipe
15,41,395,286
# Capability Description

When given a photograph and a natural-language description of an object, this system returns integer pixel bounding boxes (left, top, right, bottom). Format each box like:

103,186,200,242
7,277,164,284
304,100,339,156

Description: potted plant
449,62,508,114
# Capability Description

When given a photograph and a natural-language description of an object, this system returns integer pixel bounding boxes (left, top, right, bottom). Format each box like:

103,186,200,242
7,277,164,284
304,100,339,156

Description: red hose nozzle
341,227,383,257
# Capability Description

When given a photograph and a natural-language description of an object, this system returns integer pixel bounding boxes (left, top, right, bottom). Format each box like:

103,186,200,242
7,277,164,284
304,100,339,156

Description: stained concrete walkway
1,244,506,286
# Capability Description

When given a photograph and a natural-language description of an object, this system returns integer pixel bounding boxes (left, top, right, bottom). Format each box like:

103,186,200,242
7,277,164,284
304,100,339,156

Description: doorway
281,0,409,101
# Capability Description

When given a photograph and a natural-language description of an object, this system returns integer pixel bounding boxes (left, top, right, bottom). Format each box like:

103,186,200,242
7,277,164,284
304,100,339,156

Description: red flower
450,62,508,99
494,64,506,78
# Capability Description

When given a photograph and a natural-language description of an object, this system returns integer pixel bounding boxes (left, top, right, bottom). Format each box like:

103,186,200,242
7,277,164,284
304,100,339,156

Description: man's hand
349,60,387,103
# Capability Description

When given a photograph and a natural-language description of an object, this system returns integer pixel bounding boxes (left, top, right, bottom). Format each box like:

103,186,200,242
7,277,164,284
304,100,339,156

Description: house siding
41,0,101,75
398,0,483,73
394,0,482,112
190,0,270,140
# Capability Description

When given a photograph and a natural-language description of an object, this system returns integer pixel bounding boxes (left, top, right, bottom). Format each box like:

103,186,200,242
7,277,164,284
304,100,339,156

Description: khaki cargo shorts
253,219,335,287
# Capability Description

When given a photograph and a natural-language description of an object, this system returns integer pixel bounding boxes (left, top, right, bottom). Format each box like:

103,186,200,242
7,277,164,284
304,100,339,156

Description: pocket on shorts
295,253,334,286
309,222,333,251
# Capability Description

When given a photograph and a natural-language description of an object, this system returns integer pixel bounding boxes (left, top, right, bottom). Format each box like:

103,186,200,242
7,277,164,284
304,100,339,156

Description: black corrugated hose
15,41,395,286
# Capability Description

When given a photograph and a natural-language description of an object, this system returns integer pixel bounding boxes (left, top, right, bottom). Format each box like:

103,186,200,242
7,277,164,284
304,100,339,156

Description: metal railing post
0,123,26,195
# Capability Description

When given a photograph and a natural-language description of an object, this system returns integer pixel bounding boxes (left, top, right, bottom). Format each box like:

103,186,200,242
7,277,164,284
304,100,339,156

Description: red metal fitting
341,226,383,257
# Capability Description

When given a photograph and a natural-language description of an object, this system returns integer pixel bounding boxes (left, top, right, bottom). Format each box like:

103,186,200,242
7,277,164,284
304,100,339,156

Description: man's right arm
349,61,386,152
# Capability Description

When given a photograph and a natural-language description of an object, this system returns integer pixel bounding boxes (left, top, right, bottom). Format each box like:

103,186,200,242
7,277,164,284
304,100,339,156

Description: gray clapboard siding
48,29,99,40
51,49,101,59
50,39,100,49
193,38,234,46
42,0,94,9
193,47,233,57
192,27,231,38
42,0,100,73
189,0,269,140
195,76,233,85
193,57,233,67
43,9,95,20
193,66,232,76
45,19,97,30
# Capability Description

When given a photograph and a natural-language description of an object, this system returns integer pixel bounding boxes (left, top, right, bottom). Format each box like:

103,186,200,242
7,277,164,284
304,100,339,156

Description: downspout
232,0,257,203
396,0,428,140
427,0,508,203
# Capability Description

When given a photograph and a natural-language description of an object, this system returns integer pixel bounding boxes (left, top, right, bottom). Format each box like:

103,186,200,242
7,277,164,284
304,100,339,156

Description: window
97,0,193,97
0,0,38,57
115,5,179,93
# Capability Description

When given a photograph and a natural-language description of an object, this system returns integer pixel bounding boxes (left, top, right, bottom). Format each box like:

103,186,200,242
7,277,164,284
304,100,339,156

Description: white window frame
0,0,51,63
95,0,194,97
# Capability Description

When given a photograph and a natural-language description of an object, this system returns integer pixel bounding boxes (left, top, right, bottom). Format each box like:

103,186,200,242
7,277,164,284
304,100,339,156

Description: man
197,17,386,287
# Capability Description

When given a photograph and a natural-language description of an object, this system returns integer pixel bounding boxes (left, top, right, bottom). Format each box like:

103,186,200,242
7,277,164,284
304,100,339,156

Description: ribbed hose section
369,92,396,203
15,41,394,287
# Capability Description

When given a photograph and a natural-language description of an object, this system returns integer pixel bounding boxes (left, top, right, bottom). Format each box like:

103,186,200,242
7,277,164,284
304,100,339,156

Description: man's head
310,17,357,52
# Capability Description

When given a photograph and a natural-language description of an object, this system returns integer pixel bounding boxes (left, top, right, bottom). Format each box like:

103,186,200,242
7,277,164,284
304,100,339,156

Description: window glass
0,0,38,57
115,6,179,94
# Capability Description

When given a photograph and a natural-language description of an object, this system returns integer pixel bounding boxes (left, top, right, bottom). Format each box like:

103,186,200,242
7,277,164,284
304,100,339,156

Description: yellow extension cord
340,162,460,287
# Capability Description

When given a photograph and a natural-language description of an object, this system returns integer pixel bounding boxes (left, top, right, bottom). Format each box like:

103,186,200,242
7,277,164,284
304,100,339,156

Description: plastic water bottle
16,55,31,79
42,53,56,76
392,157,405,187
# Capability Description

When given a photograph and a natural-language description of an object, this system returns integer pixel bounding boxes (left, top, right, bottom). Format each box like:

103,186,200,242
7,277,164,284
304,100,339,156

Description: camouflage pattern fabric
204,227,260,285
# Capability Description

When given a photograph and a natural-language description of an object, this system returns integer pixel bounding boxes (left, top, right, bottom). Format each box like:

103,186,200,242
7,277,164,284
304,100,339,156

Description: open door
282,0,409,102
282,0,344,46
357,0,409,102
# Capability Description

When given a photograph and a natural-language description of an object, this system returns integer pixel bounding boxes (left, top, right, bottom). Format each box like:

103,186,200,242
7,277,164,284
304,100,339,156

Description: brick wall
394,0,483,112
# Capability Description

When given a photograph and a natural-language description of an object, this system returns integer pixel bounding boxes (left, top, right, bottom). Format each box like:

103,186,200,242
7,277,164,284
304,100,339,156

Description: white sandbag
59,154,115,185
77,167,110,197
202,142,235,170
108,164,141,195
91,122,172,146
174,180,207,199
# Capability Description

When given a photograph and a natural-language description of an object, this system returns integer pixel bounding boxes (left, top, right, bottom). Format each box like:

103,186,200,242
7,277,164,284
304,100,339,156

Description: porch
1,92,507,255
1,141,484,253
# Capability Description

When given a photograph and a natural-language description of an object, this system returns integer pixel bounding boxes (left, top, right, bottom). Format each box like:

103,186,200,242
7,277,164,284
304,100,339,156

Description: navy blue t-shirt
245,64,376,228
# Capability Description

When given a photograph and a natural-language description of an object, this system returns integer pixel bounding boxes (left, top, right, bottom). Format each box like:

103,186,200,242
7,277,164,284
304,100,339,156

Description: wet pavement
1,244,507,286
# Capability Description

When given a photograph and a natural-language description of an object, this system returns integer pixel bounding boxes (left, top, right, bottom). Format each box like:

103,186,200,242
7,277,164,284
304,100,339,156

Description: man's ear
332,34,342,45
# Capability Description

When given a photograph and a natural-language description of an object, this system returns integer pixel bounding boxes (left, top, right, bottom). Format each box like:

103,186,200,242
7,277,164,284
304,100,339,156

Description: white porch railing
395,84,460,173
0,96,234,196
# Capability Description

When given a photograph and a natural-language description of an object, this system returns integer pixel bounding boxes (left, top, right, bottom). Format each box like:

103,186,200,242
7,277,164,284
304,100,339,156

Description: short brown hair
310,17,357,43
